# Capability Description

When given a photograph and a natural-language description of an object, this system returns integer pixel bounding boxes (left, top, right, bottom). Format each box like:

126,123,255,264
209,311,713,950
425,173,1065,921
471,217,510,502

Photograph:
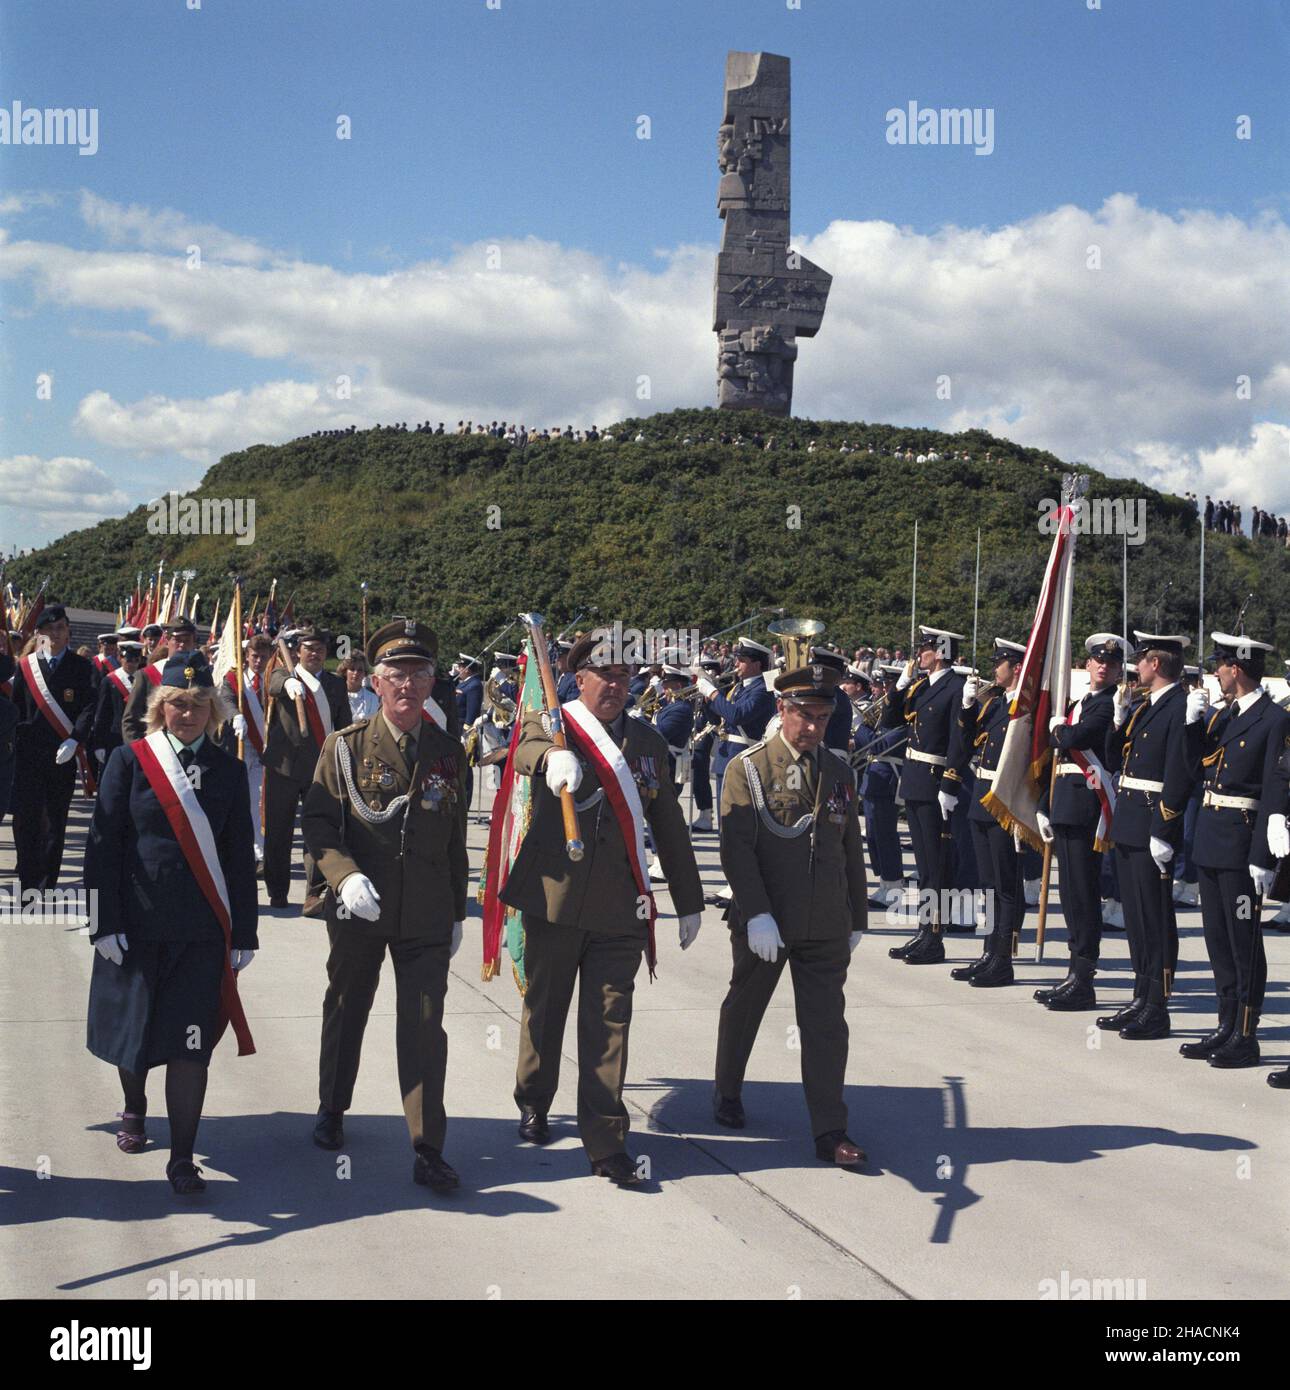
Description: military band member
1172,664,1206,907
1181,633,1285,1069
1101,633,1197,1039
688,655,723,831
493,653,520,707
554,639,579,704
713,663,867,1165
10,605,97,891
453,654,483,729
303,620,469,1193
1034,633,1127,1010
501,634,703,1185
263,625,349,911
698,638,776,825
84,651,257,1194
882,626,967,963
652,664,695,789
852,663,906,909
806,646,853,754
121,617,200,744
90,640,143,768
947,640,1027,986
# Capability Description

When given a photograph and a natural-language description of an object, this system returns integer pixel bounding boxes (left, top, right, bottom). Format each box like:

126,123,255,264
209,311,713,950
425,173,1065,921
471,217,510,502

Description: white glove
1267,813,1290,861
544,748,583,796
678,913,702,950
94,933,126,965
848,930,862,954
1036,811,1054,844
450,920,463,957
961,675,979,709
230,948,255,971
1113,686,1132,728
696,676,716,698
55,737,78,765
895,666,913,691
1185,688,1209,725
1249,864,1276,897
94,748,106,764
746,912,785,963
283,676,304,700
1149,836,1174,872
1048,714,1068,734
339,872,382,921
938,789,958,820
232,713,248,738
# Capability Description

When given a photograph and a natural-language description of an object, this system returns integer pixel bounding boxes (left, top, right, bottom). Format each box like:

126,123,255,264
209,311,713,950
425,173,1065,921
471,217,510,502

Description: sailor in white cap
695,638,776,825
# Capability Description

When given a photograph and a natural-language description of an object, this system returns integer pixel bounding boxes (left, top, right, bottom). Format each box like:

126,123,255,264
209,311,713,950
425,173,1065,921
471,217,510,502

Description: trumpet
667,670,740,702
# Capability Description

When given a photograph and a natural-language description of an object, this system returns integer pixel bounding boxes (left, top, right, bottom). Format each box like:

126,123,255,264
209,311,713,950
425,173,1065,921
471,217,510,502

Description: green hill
8,408,1286,663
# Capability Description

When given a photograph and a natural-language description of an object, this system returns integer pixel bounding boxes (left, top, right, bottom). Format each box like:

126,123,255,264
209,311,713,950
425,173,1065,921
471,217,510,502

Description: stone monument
714,51,831,416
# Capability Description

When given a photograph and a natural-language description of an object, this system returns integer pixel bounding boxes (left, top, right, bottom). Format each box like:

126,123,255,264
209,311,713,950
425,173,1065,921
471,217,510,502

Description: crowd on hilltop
1178,494,1290,545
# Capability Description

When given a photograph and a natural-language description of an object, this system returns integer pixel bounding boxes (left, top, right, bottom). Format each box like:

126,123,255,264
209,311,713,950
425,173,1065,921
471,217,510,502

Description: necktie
800,750,818,800
398,733,416,772
178,746,195,770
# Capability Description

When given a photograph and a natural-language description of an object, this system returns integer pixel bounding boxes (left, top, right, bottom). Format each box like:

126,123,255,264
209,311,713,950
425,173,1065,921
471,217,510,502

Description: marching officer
121,616,200,743
1101,633,1197,1040
1034,633,1127,1010
881,625,967,964
713,662,868,1165
302,620,469,1193
688,655,723,831
10,604,97,891
697,637,776,824
1183,632,1286,1069
90,639,144,768
500,633,703,1185
948,639,1027,986
263,625,349,910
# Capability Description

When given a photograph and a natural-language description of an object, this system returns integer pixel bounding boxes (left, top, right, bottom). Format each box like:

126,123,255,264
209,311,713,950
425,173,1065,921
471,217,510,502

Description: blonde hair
144,683,233,737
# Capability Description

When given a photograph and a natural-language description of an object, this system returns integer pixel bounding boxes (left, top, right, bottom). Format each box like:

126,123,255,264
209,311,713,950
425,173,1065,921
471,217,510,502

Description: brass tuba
767,617,826,676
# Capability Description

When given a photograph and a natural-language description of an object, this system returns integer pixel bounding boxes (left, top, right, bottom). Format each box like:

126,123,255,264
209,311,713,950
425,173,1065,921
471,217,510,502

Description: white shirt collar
927,666,949,686
741,674,759,688
1149,681,1179,705
1235,688,1264,715
778,730,815,766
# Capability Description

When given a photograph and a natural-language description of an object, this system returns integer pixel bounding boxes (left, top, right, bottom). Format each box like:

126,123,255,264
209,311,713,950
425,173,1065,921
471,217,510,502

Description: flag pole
971,528,981,673
909,519,919,656
232,579,245,761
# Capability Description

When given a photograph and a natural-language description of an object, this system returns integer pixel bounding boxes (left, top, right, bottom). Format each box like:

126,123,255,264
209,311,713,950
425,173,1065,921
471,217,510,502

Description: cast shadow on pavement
642,1075,1258,1246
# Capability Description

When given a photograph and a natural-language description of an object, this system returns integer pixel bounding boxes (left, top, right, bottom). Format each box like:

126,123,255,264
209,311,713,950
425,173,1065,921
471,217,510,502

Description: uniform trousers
1196,865,1267,1013
1115,844,1179,1003
1053,825,1103,965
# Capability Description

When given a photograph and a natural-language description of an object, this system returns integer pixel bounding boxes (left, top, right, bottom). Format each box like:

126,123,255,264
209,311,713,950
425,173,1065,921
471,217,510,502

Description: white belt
974,764,998,784
722,734,752,747
1203,790,1258,811
906,748,947,766
1120,775,1164,794
1055,761,1085,777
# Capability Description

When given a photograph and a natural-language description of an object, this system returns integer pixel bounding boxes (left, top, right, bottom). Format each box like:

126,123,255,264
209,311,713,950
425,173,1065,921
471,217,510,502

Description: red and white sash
562,699,658,974
132,731,255,1056
20,652,96,794
142,660,164,687
93,652,119,673
422,694,448,731
295,666,332,747
225,670,266,755
107,666,133,700
1056,700,1117,851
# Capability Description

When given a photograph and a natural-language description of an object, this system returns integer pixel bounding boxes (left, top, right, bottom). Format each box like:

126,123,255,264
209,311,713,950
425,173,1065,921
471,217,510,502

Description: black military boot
1208,1012,1260,1069
903,926,946,965
1034,960,1076,1004
969,932,1014,988
1097,974,1146,1031
888,928,927,960
951,944,993,981
1267,1067,1290,1089
1179,998,1238,1060
1119,986,1170,1040
1047,957,1098,1011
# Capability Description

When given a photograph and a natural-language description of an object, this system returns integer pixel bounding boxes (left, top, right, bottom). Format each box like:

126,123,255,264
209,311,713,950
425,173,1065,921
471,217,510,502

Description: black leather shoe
815,1130,866,1166
969,953,1014,988
312,1107,344,1150
951,951,991,981
1208,1031,1260,1069
903,931,946,965
713,1092,745,1129
413,1146,460,1192
1045,978,1098,1011
1267,1067,1290,1089
1179,1006,1237,1059
590,1152,641,1185
1034,973,1074,1003
1097,997,1145,1031
518,1107,550,1144
888,931,924,959
1119,1003,1170,1039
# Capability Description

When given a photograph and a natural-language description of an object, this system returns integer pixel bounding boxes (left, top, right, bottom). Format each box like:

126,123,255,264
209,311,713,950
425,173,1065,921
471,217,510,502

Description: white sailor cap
991,638,1026,662
916,625,965,656
1208,632,1273,666
1085,632,1130,661
456,652,481,668
1131,631,1191,658
116,625,141,639
660,663,690,679
734,637,772,661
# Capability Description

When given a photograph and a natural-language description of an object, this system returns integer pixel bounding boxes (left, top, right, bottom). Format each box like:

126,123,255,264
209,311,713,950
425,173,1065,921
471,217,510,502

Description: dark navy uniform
1041,685,1116,983
654,697,694,789
1105,673,1195,1029
556,670,579,704
854,722,904,887
1187,678,1287,1061
455,673,482,730
710,675,776,810
10,631,96,890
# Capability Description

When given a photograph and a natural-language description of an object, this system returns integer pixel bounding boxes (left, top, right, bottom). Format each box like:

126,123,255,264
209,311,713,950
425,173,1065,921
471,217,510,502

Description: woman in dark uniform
85,652,258,1195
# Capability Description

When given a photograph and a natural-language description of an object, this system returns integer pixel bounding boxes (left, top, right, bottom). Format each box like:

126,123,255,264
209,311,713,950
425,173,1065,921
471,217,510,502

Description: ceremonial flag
981,477,1086,851
18,583,46,638
480,642,540,990
211,595,242,687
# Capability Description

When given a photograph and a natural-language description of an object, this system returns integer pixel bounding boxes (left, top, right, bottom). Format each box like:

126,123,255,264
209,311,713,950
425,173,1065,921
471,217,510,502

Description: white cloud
0,454,132,546
77,191,271,264
1,193,1288,516
0,191,58,217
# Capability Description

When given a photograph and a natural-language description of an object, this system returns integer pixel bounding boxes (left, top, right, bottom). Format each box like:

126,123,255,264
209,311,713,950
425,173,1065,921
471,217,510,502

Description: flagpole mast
232,579,246,761
1197,517,1205,658
909,519,918,661
971,528,981,673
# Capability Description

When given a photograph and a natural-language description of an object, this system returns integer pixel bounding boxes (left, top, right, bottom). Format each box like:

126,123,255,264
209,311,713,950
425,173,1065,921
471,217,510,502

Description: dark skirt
87,940,224,1073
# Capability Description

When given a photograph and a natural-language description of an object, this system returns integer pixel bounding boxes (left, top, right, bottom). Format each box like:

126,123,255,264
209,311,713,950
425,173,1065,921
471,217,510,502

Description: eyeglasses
379,669,432,688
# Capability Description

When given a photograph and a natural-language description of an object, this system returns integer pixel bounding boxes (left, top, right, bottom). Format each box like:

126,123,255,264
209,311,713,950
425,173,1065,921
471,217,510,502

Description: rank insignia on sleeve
540,711,553,737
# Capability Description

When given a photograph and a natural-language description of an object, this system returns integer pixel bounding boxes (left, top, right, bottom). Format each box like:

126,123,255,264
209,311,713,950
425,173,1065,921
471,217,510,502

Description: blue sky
3,0,1289,550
